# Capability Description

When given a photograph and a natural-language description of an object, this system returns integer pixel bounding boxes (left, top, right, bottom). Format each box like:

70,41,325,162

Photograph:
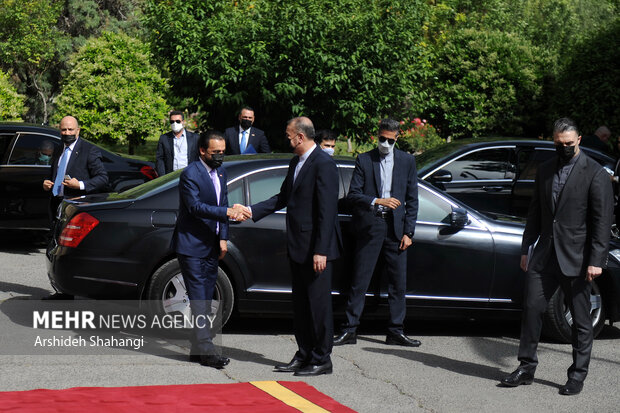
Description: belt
374,209,392,219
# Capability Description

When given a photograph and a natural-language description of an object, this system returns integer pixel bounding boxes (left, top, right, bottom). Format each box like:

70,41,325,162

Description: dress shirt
56,138,85,195
238,127,251,147
371,150,394,208
294,144,317,182
552,151,580,209
173,130,188,171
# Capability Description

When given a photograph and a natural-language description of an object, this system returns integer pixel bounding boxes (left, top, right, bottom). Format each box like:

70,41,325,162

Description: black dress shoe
294,361,333,377
189,354,200,363
273,358,306,373
559,379,583,395
42,293,74,300
500,369,534,387
200,355,230,369
385,332,421,347
334,331,357,346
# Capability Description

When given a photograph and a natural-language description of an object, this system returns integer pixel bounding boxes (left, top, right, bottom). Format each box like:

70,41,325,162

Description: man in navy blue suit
155,110,200,176
224,106,271,155
172,130,249,369
334,118,421,347
250,117,340,376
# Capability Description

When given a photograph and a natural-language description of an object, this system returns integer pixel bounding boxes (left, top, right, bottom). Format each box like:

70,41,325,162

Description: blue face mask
322,147,335,156
38,153,51,163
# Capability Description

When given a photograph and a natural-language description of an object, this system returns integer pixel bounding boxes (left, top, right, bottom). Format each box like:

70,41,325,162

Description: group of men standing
43,111,613,394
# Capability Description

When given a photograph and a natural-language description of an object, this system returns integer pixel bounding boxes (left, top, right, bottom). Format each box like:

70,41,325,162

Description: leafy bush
0,70,26,120
53,31,169,153
397,117,444,154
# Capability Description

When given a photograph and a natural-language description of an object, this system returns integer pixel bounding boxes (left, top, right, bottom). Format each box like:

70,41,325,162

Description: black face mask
555,144,575,162
240,119,252,130
206,153,225,169
61,134,77,145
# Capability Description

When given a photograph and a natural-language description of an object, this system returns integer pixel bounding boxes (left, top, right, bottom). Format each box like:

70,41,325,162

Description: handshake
227,204,252,222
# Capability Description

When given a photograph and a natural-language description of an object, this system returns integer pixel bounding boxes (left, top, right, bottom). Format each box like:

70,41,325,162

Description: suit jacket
224,126,271,155
347,148,418,239
522,152,613,276
50,138,108,197
251,147,339,264
155,130,200,176
173,161,229,258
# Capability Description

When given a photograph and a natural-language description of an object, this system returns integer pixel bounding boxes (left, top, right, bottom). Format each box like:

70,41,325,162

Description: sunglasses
378,136,396,145
170,120,182,124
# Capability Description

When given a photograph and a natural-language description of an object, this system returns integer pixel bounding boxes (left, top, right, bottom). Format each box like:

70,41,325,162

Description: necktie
240,130,247,153
210,169,221,234
53,147,71,196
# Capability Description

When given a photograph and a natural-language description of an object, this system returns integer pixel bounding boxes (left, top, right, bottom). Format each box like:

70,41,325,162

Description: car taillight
140,165,158,180
59,213,99,248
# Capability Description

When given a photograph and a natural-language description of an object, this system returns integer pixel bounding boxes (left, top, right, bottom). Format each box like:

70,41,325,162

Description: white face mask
322,147,335,156
378,140,393,155
171,121,184,133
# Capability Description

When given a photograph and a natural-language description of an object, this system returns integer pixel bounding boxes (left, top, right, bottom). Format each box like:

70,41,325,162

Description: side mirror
450,207,470,228
431,169,452,183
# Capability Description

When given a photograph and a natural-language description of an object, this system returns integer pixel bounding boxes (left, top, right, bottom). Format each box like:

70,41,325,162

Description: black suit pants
290,259,333,365
518,248,593,382
343,214,407,335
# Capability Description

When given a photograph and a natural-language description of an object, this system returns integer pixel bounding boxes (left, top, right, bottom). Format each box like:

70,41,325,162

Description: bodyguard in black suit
251,117,339,376
501,118,614,395
224,106,271,155
334,119,420,347
155,110,199,176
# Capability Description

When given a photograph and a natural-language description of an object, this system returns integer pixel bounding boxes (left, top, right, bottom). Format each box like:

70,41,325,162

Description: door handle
482,186,504,192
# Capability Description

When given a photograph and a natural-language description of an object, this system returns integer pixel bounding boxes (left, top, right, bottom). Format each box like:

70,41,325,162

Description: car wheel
543,281,605,343
145,258,234,326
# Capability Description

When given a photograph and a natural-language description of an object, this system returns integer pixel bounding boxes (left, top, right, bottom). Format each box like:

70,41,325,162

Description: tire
542,281,605,343
145,258,234,327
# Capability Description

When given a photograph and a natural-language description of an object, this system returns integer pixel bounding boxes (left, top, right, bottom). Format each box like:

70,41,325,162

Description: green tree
0,70,26,120
54,31,169,154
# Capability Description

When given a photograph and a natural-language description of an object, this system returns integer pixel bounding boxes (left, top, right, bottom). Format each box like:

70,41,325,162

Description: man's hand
43,180,54,191
520,255,528,272
399,234,413,251
219,240,228,260
313,254,327,273
227,204,252,221
62,177,80,189
586,265,602,282
375,197,401,210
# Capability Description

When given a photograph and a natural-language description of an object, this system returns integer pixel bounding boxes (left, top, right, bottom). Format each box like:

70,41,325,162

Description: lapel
292,147,318,194
371,149,382,196
65,138,83,174
186,132,194,160
555,152,586,213
198,163,218,205
391,150,402,196
286,156,299,195
542,159,555,214
231,126,242,154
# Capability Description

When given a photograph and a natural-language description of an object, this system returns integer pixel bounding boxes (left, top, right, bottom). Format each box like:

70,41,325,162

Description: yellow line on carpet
250,381,330,413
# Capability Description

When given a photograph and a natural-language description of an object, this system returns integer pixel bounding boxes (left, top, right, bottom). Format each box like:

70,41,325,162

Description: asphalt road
1,232,619,412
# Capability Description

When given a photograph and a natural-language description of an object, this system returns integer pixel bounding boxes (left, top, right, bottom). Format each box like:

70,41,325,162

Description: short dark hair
169,110,184,120
199,130,225,150
239,106,254,114
378,118,400,136
553,117,579,136
315,129,337,144
288,117,315,140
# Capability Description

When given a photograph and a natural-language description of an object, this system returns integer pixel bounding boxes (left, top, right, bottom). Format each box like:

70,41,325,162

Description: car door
512,146,555,217
430,147,517,215
404,184,496,308
0,132,61,230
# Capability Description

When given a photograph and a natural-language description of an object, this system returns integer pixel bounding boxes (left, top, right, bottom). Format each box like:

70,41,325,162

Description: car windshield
107,169,183,200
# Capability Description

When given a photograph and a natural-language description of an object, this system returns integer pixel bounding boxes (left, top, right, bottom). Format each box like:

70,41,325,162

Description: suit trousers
343,214,407,335
518,247,593,382
290,259,334,365
178,247,219,355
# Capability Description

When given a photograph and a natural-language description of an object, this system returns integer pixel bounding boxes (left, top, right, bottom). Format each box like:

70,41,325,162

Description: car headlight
609,249,620,264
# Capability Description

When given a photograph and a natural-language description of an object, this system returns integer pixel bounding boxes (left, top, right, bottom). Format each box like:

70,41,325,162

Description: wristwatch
405,232,414,239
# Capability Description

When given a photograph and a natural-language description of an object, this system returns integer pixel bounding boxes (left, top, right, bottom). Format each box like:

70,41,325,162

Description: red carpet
0,381,356,413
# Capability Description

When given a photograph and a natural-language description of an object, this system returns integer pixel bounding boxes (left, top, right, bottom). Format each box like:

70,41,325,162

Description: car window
338,166,354,199
417,185,453,224
227,179,244,205
442,148,514,181
8,133,60,166
518,148,554,180
247,167,287,205
0,133,15,164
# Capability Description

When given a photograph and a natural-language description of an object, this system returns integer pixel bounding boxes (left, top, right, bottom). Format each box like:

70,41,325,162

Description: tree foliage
53,31,169,153
0,70,26,120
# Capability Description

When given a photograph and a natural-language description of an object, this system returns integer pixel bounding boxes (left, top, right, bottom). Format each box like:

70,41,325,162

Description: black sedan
46,155,620,343
0,122,157,231
416,139,615,217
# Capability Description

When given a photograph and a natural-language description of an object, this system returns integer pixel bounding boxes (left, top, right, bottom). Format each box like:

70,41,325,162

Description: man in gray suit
155,110,199,176
500,118,614,395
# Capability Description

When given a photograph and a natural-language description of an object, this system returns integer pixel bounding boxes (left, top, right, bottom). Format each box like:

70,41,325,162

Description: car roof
0,122,60,135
